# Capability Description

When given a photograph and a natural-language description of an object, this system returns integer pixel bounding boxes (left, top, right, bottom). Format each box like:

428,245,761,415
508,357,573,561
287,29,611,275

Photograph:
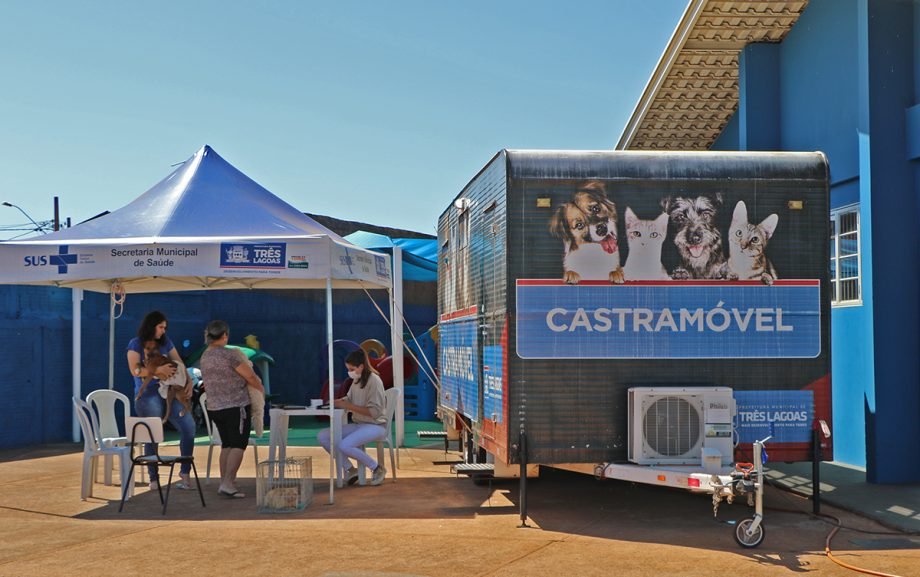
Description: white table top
269,405,343,417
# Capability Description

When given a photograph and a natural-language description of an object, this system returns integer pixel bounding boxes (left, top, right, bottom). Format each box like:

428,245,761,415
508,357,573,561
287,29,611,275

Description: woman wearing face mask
318,348,387,486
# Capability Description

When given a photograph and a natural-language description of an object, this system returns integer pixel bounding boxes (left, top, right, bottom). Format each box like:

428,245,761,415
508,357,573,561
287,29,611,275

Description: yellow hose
824,518,904,577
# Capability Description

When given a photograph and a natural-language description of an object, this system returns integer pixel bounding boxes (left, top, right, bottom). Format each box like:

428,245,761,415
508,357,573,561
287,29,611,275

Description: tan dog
550,201,594,284
549,180,625,284
138,340,191,422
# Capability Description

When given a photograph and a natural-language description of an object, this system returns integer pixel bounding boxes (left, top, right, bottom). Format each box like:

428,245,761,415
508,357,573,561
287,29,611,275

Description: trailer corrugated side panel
501,150,830,465
438,151,512,462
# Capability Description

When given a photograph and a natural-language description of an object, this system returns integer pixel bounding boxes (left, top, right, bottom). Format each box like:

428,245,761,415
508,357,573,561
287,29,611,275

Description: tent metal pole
326,276,335,505
108,292,115,389
72,288,83,442
390,246,405,447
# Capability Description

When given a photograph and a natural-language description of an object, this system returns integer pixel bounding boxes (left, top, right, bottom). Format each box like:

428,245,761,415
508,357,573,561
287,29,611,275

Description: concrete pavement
0,442,918,577
768,460,920,534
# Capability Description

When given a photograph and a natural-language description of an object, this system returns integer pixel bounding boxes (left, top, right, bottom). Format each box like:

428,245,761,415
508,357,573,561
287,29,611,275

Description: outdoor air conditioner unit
628,387,735,467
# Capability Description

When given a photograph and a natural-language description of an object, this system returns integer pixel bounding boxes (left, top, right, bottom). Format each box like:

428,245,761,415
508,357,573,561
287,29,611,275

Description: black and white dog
662,193,727,279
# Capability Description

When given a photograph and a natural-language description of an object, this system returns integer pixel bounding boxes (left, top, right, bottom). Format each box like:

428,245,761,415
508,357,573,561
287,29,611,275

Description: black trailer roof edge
438,149,830,220
438,149,508,222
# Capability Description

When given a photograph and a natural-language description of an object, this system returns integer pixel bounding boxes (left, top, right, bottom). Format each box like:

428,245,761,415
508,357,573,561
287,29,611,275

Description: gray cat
726,200,778,285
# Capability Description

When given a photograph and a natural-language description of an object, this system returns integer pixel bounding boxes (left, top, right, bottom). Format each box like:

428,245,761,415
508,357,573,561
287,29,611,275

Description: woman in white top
318,348,387,486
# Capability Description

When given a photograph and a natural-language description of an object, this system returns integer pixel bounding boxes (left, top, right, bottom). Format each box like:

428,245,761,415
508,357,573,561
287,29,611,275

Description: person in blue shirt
126,310,196,492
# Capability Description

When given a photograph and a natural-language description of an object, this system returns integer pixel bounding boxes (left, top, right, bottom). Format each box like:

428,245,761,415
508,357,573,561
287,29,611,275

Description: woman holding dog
126,310,196,492
199,320,264,498
318,348,388,486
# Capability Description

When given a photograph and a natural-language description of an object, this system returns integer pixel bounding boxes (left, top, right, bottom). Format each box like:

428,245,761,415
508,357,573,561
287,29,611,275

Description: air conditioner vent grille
643,396,701,457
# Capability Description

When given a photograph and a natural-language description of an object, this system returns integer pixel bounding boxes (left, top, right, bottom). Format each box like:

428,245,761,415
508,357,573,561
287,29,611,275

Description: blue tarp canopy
345,231,437,282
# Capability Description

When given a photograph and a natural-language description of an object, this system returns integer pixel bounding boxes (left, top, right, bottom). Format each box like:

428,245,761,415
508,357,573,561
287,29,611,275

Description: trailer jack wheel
734,518,765,548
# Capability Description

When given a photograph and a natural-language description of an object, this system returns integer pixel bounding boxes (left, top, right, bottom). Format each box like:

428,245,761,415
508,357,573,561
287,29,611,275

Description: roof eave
616,0,709,150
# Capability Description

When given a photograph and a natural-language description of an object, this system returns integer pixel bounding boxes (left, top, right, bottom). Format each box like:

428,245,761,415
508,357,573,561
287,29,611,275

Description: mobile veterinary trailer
436,150,831,547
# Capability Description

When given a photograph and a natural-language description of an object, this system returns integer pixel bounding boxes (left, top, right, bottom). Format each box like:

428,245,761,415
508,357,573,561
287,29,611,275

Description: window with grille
830,205,861,305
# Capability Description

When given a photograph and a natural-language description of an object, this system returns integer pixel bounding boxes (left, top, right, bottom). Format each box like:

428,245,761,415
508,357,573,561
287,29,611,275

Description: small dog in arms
137,340,191,422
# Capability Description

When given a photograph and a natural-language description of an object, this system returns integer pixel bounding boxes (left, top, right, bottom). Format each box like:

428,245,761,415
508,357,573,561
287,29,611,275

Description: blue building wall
860,0,919,484
713,0,920,482
0,283,436,449
779,0,872,471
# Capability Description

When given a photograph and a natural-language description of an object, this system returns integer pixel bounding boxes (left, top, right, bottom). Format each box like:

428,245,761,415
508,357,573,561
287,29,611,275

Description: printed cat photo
726,200,779,284
623,208,669,281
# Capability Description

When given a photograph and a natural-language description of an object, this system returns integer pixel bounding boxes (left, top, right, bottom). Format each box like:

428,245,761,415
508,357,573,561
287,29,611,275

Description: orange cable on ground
824,518,904,577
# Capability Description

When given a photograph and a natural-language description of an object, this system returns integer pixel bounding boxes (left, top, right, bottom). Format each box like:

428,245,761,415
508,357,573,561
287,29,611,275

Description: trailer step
451,463,495,476
417,430,454,452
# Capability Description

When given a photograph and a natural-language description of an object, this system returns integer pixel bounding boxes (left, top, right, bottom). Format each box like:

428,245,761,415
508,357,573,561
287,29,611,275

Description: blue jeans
134,394,196,480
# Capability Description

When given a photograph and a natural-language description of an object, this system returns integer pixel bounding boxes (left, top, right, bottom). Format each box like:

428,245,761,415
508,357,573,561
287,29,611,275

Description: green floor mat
164,418,444,448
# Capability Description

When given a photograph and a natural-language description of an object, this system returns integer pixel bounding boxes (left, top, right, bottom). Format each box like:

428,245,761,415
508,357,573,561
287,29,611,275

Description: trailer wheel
734,518,765,548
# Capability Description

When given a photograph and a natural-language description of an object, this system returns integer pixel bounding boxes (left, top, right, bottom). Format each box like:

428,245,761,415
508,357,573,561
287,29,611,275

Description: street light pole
2,201,46,234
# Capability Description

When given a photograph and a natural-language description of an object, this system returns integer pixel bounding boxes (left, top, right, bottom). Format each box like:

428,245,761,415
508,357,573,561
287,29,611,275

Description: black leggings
208,405,252,449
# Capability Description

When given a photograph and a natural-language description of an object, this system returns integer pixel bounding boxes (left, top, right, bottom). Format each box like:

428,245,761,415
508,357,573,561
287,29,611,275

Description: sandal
218,488,246,499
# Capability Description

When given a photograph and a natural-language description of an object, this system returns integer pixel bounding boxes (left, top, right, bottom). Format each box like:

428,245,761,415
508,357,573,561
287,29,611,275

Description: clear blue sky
0,1,687,238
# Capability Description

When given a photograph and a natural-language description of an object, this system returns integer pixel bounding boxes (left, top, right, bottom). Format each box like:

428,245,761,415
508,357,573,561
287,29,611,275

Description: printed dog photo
662,193,727,279
549,180,624,284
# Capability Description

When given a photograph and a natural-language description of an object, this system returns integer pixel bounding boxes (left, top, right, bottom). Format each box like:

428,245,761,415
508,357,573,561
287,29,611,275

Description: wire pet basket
256,457,313,513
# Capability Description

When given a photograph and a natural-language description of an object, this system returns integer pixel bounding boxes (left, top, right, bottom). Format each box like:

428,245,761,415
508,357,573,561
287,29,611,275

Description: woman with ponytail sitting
318,348,387,486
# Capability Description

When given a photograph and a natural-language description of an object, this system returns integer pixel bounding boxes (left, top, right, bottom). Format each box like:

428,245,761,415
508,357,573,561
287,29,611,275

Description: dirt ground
0,443,917,577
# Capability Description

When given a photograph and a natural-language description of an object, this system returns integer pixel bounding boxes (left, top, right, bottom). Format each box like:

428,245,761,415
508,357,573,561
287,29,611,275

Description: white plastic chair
199,392,260,484
357,387,400,485
86,389,130,486
72,397,133,501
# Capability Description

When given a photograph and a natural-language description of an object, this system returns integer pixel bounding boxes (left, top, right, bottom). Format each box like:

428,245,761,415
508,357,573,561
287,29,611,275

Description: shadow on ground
1,445,918,576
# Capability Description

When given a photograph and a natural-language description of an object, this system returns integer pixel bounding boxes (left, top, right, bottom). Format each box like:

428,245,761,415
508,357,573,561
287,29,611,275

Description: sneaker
148,480,159,492
369,465,386,486
345,467,359,486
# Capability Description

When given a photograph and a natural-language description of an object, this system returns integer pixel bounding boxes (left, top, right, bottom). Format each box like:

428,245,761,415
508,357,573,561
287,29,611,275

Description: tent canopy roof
0,146,391,292
345,231,437,282
25,145,353,245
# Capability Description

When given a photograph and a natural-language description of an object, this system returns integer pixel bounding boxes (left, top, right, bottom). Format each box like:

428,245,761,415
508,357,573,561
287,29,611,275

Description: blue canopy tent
344,231,435,438
345,231,437,421
0,145,398,504
344,231,437,283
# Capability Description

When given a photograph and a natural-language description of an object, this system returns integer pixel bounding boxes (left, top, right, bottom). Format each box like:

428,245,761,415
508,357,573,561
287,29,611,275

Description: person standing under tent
126,310,196,491
199,320,264,498
319,348,387,486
